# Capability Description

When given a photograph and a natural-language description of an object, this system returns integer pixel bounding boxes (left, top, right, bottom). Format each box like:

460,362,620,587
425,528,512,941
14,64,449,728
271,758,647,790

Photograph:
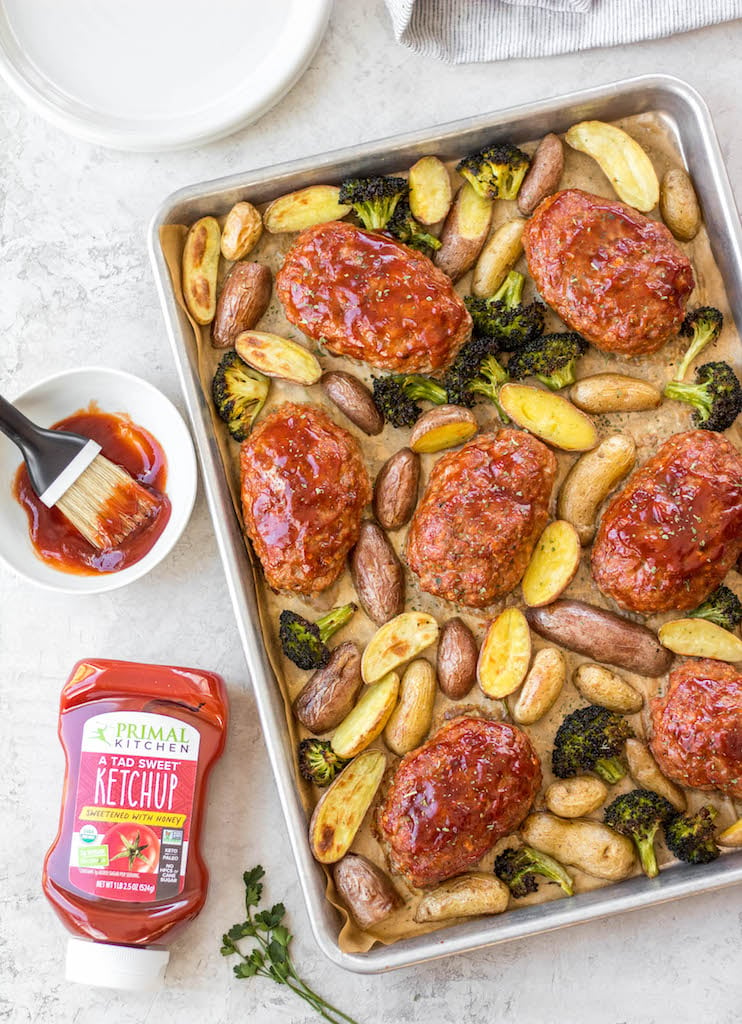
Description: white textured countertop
2,4,741,1022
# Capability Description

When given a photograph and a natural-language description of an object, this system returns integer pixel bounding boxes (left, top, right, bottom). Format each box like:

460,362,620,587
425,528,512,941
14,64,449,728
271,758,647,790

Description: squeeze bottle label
68,712,200,903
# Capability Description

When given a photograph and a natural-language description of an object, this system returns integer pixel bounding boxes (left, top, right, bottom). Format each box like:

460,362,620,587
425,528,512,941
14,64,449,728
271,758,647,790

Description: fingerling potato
545,777,608,818
517,133,564,216
309,749,386,863
435,183,492,282
570,374,661,414
565,120,659,212
182,216,221,325
472,218,525,298
235,330,321,385
521,520,581,607
660,168,701,242
511,647,565,725
409,156,453,225
520,813,636,881
718,817,742,847
499,383,598,452
220,201,263,261
437,617,478,700
625,739,686,812
333,854,402,929
557,435,636,545
211,262,272,348
526,599,673,676
293,642,363,733
478,607,531,699
331,672,400,759
350,521,405,626
263,185,350,234
409,405,478,453
373,448,420,531
383,659,436,755
573,663,643,714
658,618,742,662
361,612,439,684
414,873,509,923
321,371,384,435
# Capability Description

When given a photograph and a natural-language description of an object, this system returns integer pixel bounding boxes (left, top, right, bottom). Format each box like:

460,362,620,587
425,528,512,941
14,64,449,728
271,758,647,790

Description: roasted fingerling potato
220,200,263,261
570,374,661,414
471,218,525,298
409,405,478,453
478,607,531,699
309,749,386,863
437,617,479,700
373,448,420,531
557,435,636,545
511,647,566,725
517,133,564,216
182,216,221,325
361,612,439,685
658,618,742,662
545,777,608,819
414,873,510,923
435,182,492,281
660,168,701,242
331,671,400,759
350,521,405,626
409,156,453,225
263,185,350,234
573,663,643,714
235,330,322,385
520,813,636,881
383,659,437,756
625,739,687,812
499,384,598,452
321,371,384,436
333,854,402,929
211,262,272,348
293,642,364,734
565,120,659,212
521,520,581,607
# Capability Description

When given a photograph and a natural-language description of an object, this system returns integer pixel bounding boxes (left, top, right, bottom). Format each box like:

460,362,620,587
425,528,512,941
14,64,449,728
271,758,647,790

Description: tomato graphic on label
103,824,160,873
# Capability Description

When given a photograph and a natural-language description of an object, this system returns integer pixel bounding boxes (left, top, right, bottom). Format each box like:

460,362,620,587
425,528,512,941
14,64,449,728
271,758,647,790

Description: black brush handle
0,394,92,498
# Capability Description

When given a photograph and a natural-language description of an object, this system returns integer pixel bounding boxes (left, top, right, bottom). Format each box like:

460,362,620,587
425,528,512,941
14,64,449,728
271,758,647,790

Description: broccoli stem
663,380,713,420
636,835,660,879
492,270,525,308
403,376,448,405
594,757,626,785
468,356,509,422
316,604,356,644
527,847,574,896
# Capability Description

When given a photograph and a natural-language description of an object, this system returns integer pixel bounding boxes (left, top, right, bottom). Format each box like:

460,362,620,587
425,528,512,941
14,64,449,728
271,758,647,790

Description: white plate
0,367,197,594
0,0,331,151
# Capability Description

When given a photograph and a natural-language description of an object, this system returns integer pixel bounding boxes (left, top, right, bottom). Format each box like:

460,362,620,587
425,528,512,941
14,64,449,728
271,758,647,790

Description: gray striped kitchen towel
384,0,742,62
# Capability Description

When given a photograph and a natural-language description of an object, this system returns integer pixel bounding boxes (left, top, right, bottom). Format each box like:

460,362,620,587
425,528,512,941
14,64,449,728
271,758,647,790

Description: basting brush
0,394,161,550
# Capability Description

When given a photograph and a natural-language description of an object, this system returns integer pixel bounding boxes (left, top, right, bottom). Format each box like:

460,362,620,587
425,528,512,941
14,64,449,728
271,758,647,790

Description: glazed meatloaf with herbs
240,402,370,594
592,430,742,615
650,660,742,799
378,717,542,888
523,189,694,356
406,430,557,607
276,221,472,373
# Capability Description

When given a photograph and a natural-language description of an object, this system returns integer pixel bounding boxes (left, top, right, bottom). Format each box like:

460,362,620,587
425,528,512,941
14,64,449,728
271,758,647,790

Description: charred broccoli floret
386,198,441,254
604,789,675,878
552,705,634,784
456,142,531,201
278,604,356,670
211,350,269,441
338,175,408,231
674,306,723,382
464,271,545,350
467,354,510,422
663,361,742,432
688,584,742,632
507,332,587,391
297,738,349,788
441,335,501,408
371,373,447,428
494,844,574,898
664,806,720,865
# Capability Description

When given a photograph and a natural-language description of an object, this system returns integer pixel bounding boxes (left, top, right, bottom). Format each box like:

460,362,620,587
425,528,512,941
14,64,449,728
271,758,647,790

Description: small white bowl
0,367,197,594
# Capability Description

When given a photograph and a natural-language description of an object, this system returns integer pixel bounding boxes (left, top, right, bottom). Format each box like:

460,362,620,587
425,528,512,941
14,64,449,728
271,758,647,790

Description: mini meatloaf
406,430,556,607
592,430,742,615
523,189,694,356
276,221,471,373
650,660,742,799
240,403,370,594
378,717,542,887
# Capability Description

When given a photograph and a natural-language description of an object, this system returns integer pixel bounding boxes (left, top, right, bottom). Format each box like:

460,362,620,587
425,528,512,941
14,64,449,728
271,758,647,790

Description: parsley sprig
221,866,361,1024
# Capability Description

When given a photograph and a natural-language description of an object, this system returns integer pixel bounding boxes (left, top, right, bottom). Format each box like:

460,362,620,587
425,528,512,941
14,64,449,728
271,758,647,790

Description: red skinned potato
350,521,405,626
517,134,564,216
437,618,478,700
333,854,402,930
211,262,272,348
373,448,420,531
321,372,384,436
292,642,363,733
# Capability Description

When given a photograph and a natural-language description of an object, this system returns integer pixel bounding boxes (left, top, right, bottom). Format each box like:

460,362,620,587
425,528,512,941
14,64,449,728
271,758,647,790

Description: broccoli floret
467,354,510,422
278,604,356,670
297,738,348,788
664,361,742,432
464,271,545,350
552,705,634,785
494,844,574,898
604,789,675,878
338,176,408,231
441,335,500,408
386,198,441,255
508,333,587,391
456,143,531,201
211,350,269,441
664,806,720,865
674,306,723,382
688,584,742,632
371,374,447,428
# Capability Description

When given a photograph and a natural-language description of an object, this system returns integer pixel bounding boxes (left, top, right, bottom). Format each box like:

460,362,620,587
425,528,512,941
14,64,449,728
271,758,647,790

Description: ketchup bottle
43,658,228,990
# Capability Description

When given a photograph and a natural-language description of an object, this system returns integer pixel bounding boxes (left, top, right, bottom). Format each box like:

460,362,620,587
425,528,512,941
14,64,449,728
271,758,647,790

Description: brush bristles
55,455,161,550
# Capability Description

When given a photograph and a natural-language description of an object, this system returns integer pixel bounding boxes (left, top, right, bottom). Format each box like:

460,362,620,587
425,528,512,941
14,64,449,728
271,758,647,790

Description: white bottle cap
66,937,169,991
